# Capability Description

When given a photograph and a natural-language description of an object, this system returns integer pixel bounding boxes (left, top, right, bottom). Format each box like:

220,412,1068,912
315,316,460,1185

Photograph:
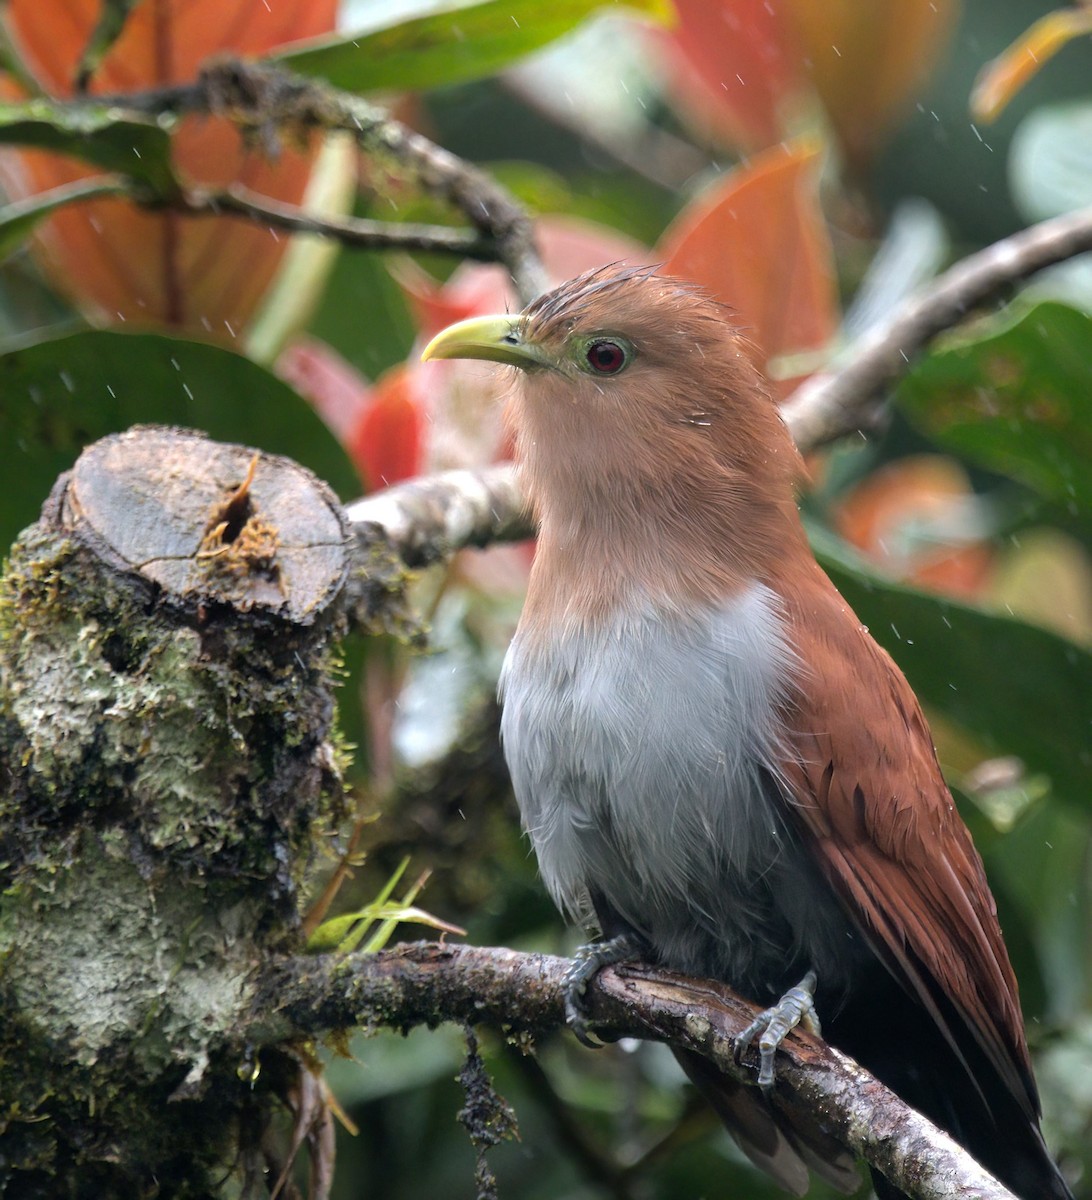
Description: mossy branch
252,942,1019,1200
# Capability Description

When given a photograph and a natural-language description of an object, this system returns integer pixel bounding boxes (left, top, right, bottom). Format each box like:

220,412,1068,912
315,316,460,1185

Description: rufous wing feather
777,560,1037,1120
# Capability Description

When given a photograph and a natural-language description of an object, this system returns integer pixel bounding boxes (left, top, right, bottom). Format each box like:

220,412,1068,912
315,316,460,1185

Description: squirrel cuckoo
423,265,1072,1200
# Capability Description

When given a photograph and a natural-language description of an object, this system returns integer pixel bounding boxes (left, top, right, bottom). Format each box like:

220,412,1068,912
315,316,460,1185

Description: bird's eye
585,339,628,374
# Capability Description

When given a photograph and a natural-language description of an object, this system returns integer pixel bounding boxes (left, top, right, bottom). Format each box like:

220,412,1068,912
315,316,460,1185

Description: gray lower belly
566,783,866,1003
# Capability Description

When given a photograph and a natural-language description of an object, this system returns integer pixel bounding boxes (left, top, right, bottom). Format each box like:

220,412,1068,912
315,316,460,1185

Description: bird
421,264,1072,1200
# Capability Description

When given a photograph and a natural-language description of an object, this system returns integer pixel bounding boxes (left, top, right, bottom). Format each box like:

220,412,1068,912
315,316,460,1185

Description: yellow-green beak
421,315,549,370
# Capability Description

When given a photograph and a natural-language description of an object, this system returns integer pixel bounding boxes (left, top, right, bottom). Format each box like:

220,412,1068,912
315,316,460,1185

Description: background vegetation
1,1,1090,1197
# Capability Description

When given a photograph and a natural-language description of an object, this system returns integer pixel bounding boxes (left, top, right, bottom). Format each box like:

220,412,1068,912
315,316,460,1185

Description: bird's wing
777,569,1038,1119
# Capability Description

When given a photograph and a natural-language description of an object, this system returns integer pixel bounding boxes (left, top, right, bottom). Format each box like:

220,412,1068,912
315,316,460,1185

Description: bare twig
252,943,1018,1200
161,184,499,258
782,204,1092,449
100,57,546,303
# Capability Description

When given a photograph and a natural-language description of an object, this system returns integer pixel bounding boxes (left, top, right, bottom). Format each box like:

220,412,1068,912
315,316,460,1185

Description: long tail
672,1047,859,1196
828,971,1073,1200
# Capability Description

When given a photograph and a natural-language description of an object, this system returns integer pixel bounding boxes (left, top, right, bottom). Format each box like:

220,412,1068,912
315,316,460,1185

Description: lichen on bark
0,428,353,1198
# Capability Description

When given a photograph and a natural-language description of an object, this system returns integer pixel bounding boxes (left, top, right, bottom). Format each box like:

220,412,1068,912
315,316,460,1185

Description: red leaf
657,141,837,388
347,366,425,492
834,456,994,599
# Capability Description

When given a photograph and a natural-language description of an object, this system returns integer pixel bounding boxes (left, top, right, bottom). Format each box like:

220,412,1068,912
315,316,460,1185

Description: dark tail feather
827,972,1074,1200
672,1047,860,1196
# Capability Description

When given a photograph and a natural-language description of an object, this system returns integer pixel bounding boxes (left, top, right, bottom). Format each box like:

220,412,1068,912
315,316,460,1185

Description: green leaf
1,330,362,555
278,0,673,94
812,528,1092,814
0,98,178,193
308,856,409,953
897,302,1092,518
0,179,129,260
75,0,148,92
307,856,463,954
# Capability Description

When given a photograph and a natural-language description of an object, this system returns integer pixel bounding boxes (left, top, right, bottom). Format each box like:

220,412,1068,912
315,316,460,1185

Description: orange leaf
783,0,957,170
654,0,955,165
834,456,994,599
652,0,806,151
656,142,837,388
971,6,1092,124
348,366,425,492
0,0,338,338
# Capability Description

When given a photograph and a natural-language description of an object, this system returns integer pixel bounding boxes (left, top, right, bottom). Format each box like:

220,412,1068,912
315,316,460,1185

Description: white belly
499,583,853,992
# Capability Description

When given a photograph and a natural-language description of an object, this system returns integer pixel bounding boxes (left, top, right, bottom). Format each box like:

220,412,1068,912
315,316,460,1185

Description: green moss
347,533,427,646
0,509,351,1195
1,526,346,895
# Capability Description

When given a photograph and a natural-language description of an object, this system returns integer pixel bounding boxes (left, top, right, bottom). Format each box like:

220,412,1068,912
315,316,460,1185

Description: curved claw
561,933,642,1048
563,991,606,1049
734,970,820,1090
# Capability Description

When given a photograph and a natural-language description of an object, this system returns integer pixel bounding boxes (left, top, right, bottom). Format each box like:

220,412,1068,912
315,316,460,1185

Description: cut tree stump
0,426,351,1199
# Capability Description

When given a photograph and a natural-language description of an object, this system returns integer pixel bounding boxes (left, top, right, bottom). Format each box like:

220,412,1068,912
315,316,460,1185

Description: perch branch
252,942,1017,1200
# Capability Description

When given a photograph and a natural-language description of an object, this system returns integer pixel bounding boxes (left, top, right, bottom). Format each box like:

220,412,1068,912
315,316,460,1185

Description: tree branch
346,465,530,569
102,57,546,304
252,942,1018,1200
781,204,1092,449
162,184,500,259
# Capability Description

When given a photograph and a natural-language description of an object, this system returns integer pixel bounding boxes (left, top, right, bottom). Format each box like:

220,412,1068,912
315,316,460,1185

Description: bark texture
0,427,351,1199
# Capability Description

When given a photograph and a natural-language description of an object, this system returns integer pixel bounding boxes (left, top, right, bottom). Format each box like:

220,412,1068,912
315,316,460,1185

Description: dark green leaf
307,242,415,380
984,800,1092,1018
278,0,672,94
812,527,1092,813
0,98,178,193
0,179,129,260
898,301,1092,517
75,0,148,92
1,330,361,554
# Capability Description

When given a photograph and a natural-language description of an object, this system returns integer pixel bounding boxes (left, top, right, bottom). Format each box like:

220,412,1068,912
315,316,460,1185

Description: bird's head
423,265,806,596
422,264,747,396
423,264,716,378
424,264,799,470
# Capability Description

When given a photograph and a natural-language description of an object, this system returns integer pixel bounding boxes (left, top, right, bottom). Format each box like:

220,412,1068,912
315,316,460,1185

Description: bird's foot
562,933,642,1048
734,970,820,1090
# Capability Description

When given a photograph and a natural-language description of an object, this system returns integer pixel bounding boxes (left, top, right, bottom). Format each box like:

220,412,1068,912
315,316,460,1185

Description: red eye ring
586,339,627,374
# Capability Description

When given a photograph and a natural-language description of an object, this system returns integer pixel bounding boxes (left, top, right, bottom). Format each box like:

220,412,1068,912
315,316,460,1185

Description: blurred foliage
280,0,673,93
899,301,1092,520
1,0,1090,1198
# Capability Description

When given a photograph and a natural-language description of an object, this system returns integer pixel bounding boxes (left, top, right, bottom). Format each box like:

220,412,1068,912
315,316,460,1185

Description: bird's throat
524,481,808,627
